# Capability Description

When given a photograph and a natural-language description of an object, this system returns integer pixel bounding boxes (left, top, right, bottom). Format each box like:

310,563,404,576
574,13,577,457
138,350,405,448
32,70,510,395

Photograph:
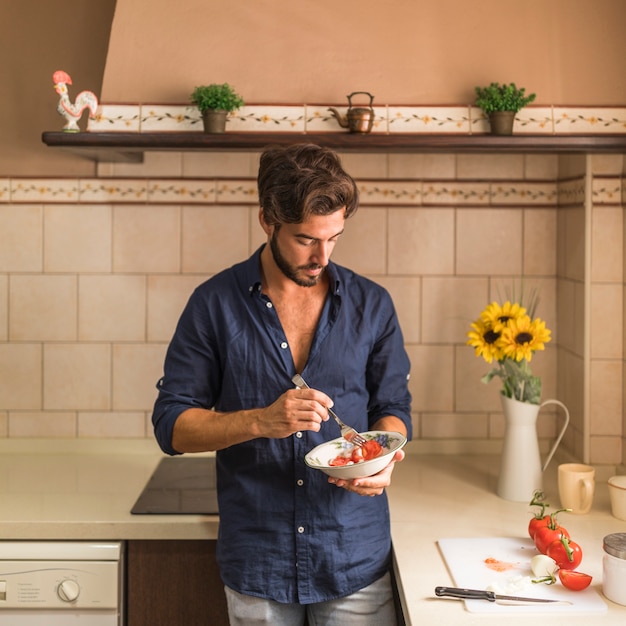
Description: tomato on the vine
535,524,570,554
546,535,583,571
529,515,550,540
558,569,592,591
528,491,551,539
533,508,570,554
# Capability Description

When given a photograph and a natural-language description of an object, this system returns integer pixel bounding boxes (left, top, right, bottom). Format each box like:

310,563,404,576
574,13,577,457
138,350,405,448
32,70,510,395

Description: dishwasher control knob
57,579,80,602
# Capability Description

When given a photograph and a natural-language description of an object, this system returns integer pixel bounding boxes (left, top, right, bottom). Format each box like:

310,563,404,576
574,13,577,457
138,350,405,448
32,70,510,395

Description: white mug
558,463,595,514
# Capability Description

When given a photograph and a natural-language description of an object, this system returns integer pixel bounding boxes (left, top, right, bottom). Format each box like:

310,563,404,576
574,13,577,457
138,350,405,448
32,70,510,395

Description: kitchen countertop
1,438,625,625
0,439,219,540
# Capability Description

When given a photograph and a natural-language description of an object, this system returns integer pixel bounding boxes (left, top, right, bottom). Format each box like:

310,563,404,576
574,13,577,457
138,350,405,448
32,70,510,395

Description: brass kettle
328,91,375,133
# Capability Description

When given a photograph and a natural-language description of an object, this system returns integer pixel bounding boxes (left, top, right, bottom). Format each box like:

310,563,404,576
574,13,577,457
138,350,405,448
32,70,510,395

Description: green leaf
190,83,244,113
474,82,536,114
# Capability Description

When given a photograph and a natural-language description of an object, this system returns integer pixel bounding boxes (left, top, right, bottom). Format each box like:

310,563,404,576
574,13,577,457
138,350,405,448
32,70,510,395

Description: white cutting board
438,537,607,614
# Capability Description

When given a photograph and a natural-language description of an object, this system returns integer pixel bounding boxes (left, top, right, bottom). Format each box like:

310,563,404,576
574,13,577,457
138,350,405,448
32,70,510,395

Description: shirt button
297,479,304,486
280,341,288,349
295,431,303,438
298,526,305,534
266,301,273,309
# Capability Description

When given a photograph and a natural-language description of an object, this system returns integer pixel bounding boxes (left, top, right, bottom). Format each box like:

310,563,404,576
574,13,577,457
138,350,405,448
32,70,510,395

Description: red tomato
528,515,550,540
328,456,351,467
361,440,383,461
534,525,570,554
558,569,592,591
546,536,583,570
350,441,383,463
330,440,384,467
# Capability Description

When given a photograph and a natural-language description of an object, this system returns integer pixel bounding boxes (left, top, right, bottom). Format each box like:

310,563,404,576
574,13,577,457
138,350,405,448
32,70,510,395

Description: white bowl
608,475,626,521
305,431,407,480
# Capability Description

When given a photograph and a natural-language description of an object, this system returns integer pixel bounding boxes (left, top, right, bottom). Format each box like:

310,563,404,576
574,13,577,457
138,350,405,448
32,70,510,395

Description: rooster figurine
53,70,98,132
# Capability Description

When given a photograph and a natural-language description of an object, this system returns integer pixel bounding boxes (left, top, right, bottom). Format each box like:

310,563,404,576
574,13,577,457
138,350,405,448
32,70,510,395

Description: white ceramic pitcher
497,394,570,502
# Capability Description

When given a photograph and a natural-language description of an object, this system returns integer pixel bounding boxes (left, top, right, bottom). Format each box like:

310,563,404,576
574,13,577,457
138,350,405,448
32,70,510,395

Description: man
152,143,412,625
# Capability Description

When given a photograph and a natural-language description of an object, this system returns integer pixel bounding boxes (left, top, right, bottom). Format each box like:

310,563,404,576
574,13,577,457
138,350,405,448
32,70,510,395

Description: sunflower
467,317,504,363
481,300,527,331
468,294,552,404
499,315,551,362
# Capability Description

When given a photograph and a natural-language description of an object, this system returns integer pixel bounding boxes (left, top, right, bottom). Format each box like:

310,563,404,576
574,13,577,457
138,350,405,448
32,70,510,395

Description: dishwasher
0,541,124,625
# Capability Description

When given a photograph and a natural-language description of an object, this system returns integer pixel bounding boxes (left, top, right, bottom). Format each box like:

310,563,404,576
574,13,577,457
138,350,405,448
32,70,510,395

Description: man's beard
269,232,324,288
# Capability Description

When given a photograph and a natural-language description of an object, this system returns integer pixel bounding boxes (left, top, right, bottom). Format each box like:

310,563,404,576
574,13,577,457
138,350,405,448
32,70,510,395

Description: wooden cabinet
126,539,406,625
126,540,229,626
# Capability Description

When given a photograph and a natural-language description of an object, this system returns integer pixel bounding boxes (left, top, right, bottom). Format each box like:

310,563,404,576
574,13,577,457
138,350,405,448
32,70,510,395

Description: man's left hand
327,449,405,496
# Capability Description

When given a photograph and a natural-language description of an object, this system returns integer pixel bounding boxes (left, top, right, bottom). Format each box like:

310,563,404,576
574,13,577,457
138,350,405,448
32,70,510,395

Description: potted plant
190,83,244,133
474,82,536,136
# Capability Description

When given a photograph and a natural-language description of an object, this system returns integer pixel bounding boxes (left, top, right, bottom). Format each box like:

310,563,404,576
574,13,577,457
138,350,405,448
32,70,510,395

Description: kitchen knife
435,586,571,604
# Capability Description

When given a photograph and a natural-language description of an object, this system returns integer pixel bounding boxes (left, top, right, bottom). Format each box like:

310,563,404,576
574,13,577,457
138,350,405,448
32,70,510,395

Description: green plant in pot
190,83,244,133
474,82,536,136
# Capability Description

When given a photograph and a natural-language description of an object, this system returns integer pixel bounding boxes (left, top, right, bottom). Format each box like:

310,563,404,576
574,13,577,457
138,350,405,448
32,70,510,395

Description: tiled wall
2,103,626,468
553,156,625,467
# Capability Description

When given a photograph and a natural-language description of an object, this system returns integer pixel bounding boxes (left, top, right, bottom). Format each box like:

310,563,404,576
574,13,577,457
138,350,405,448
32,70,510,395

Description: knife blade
435,586,571,605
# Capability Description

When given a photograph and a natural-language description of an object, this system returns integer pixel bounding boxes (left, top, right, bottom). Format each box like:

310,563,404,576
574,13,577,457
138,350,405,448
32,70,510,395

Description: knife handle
435,586,496,602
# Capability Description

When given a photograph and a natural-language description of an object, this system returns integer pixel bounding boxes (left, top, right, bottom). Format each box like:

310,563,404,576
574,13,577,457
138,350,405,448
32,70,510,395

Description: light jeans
224,572,397,626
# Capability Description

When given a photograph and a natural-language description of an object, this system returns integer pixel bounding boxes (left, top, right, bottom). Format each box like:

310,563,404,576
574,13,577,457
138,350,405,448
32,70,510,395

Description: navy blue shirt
152,246,412,604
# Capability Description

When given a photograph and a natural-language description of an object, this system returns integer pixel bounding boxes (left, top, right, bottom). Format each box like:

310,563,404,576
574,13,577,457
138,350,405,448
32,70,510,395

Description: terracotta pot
488,111,516,136
201,109,228,133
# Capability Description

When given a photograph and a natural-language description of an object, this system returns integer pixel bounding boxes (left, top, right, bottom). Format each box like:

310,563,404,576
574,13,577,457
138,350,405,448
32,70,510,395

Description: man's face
268,211,346,287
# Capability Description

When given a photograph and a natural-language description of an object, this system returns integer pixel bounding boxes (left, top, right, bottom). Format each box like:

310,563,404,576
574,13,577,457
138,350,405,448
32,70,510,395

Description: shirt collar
244,244,341,296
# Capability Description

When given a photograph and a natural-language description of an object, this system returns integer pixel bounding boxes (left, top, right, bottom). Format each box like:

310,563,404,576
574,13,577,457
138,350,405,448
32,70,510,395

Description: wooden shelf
42,131,626,163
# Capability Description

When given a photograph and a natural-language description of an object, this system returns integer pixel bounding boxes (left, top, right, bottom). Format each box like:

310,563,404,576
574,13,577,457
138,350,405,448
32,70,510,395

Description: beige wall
102,0,626,105
1,1,625,467
0,0,115,176
3,1,626,175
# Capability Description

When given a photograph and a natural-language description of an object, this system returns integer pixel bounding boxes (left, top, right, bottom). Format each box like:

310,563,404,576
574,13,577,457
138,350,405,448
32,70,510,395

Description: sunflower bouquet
467,299,551,405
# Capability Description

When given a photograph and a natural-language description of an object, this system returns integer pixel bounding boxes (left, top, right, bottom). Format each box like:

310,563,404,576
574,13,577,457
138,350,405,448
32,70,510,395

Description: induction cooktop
131,456,218,515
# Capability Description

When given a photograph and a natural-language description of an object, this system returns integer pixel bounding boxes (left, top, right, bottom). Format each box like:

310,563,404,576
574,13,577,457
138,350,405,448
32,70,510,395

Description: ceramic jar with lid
603,533,626,605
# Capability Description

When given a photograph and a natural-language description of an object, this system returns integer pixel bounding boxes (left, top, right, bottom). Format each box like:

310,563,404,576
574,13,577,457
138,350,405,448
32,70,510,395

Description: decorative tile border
515,107,555,134
215,179,258,204
10,179,80,202
388,107,470,134
3,176,623,206
140,105,200,132
79,179,148,202
490,182,558,205
85,103,626,135
0,178,572,206
422,182,491,205
89,105,141,132
553,108,626,134
592,177,623,204
558,178,586,206
231,106,307,132
358,181,423,205
148,179,217,203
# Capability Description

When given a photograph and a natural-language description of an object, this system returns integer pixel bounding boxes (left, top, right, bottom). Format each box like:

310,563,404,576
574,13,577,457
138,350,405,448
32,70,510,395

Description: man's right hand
258,387,332,439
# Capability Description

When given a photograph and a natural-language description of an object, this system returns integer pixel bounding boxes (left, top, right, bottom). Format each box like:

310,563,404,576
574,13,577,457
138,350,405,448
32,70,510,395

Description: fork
291,374,367,447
